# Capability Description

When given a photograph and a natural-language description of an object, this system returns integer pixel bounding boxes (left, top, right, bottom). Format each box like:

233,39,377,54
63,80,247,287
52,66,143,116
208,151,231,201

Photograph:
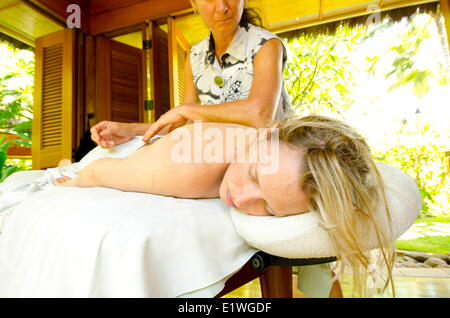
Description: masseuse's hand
142,106,188,142
91,121,134,149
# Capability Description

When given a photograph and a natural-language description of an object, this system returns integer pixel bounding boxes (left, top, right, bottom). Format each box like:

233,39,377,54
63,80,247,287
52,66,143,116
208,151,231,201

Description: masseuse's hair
277,114,396,297
240,7,264,28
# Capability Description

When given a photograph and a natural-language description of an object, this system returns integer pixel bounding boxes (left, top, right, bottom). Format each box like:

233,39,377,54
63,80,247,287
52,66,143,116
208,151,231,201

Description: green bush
0,137,19,182
0,39,34,181
283,15,449,219
373,125,448,218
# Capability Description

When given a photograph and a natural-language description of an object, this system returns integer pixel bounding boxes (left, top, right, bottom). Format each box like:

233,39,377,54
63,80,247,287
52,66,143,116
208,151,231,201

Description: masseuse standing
90,0,292,148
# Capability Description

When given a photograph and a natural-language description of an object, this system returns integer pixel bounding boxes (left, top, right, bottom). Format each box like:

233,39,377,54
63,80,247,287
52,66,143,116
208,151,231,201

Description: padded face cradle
229,162,422,259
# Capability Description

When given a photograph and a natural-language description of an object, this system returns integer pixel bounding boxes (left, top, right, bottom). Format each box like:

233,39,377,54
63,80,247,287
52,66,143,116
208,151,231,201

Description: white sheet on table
0,171,257,297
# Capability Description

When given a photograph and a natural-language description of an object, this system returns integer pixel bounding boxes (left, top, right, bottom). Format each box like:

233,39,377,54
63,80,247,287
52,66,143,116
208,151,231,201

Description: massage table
0,137,422,297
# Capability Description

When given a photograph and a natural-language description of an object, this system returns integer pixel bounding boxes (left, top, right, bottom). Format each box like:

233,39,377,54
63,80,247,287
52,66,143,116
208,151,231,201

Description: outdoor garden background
0,11,449,257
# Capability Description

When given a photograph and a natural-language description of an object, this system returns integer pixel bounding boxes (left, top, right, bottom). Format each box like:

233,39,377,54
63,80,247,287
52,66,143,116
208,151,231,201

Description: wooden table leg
259,266,292,298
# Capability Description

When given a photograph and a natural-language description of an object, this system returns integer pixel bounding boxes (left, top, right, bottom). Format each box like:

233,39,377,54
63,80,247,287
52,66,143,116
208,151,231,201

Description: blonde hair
278,114,396,297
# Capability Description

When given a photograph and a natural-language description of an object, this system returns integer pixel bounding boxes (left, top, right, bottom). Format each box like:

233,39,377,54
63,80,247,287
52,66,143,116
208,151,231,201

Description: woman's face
219,138,309,217
191,0,246,37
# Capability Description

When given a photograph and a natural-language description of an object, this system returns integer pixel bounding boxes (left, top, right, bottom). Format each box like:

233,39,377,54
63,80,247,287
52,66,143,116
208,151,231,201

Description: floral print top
190,23,292,121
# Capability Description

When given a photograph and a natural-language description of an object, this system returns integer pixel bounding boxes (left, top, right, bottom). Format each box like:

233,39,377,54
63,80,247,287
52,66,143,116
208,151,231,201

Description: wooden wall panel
32,29,75,169
168,17,190,108
96,37,146,124
151,23,171,120
110,42,143,122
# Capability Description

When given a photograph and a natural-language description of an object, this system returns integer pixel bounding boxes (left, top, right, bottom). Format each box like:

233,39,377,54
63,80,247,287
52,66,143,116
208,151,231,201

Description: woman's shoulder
246,24,279,42
244,24,286,61
190,34,211,56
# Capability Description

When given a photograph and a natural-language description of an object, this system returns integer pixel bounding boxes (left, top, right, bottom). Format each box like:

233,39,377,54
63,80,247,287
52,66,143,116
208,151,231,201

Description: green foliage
367,15,449,98
0,48,34,145
373,123,449,218
0,40,34,180
283,24,369,115
283,13,449,218
0,136,20,182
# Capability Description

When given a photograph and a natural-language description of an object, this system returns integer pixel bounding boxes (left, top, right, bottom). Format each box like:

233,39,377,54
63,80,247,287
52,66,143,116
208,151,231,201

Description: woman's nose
232,185,261,210
216,0,229,14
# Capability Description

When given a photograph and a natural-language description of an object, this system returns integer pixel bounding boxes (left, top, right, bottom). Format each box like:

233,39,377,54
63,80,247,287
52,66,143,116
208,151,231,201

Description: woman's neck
212,28,238,61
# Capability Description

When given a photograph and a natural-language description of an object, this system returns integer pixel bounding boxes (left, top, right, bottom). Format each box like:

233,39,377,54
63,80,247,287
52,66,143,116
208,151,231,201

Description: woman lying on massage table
56,114,395,296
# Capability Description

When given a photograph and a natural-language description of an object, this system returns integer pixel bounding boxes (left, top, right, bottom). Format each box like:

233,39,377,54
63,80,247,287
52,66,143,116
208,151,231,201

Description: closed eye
251,164,277,216
265,204,278,216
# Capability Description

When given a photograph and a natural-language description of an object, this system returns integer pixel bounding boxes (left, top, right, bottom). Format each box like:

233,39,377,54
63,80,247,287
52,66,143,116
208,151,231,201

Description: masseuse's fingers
142,123,162,143
100,128,115,147
91,121,114,149
142,116,171,142
90,121,105,140
143,108,188,142
91,121,107,145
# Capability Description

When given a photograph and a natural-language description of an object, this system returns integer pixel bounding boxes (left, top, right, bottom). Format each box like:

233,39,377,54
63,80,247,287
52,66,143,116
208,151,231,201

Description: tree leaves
0,41,34,148
283,25,363,115
0,41,34,179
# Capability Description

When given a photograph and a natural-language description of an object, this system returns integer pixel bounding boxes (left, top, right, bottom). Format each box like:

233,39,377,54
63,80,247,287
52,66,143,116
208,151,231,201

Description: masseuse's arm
143,39,285,141
90,120,173,149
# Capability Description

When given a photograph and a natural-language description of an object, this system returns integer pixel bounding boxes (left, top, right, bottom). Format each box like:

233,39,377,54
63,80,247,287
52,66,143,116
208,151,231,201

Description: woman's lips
226,189,237,208
217,17,233,23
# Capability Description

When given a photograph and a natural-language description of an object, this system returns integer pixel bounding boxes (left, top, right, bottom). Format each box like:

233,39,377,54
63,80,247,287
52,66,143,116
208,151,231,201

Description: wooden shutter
168,17,190,108
151,22,171,120
32,29,75,170
96,37,146,123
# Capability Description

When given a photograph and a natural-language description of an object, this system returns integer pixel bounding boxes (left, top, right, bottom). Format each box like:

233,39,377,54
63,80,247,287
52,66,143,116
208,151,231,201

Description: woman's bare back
65,122,256,199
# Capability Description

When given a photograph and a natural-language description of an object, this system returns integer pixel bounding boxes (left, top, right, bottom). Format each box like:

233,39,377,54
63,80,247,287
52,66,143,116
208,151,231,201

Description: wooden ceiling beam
89,0,191,35
0,1,22,14
0,23,35,47
27,0,90,33
269,0,439,34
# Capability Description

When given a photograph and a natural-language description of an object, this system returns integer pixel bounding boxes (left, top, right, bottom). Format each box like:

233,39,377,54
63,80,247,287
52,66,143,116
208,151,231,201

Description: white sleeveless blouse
190,23,292,121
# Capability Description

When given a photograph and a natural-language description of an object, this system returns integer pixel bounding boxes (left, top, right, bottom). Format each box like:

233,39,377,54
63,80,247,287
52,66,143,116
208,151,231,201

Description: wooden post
442,0,450,50
259,266,293,298
84,35,97,124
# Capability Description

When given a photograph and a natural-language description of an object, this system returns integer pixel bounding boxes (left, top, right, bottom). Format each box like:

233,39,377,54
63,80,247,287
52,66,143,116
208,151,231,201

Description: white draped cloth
0,139,257,297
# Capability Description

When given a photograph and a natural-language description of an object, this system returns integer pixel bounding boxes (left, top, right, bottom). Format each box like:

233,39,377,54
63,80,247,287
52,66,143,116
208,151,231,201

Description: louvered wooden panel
96,37,146,125
41,43,63,148
152,22,171,120
159,35,171,114
168,17,190,109
176,43,187,105
110,48,141,122
32,29,74,169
